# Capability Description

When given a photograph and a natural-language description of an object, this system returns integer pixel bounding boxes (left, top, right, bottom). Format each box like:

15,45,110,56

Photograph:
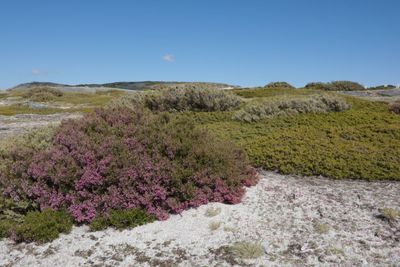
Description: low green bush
368,85,397,90
0,219,14,239
90,209,156,231
24,86,64,102
108,88,243,112
232,94,350,122
0,196,37,222
264,81,295,89
305,81,365,91
13,209,73,243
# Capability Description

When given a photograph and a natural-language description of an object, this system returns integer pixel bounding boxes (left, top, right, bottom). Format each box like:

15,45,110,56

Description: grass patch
379,208,399,221
209,221,221,231
205,207,221,217
314,223,330,234
230,241,264,259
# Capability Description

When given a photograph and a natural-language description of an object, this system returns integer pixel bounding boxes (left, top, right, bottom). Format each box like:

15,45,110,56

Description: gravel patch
1,171,399,266
0,113,82,140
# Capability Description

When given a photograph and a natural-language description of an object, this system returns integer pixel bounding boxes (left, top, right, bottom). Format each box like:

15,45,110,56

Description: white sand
1,171,399,266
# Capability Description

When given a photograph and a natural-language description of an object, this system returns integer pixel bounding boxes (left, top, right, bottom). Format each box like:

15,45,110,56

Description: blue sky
0,0,399,88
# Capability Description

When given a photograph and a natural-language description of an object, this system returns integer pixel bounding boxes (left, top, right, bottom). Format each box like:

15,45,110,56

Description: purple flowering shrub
1,107,258,223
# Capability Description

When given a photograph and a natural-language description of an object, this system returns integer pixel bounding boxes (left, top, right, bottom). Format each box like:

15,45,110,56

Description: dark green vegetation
0,209,73,243
190,88,400,180
90,209,156,231
305,81,365,91
264,81,295,89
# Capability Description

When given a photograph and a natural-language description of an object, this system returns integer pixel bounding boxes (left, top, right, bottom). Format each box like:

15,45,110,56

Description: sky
0,0,399,89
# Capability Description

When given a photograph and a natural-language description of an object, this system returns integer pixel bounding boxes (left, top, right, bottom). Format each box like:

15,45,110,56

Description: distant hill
9,81,238,92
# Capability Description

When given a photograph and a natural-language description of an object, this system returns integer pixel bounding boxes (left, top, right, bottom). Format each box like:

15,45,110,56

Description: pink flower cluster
1,108,258,223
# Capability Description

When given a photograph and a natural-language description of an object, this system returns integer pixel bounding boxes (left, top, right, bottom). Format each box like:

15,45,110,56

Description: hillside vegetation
0,84,399,243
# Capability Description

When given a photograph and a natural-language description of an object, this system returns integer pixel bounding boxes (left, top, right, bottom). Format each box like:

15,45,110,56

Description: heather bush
90,209,155,231
13,209,73,243
389,100,400,114
24,86,64,102
232,94,350,122
1,107,257,223
305,81,364,91
108,88,243,112
264,81,295,89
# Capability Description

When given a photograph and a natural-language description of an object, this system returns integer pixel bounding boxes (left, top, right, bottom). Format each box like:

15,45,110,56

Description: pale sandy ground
1,171,399,267
0,113,82,140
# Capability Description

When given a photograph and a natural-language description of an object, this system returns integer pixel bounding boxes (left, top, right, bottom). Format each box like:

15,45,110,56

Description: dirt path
1,171,399,266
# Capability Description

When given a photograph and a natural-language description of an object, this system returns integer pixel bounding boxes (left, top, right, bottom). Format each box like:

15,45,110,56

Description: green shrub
305,82,334,91
232,94,350,122
0,196,37,222
24,86,64,102
305,81,365,91
108,88,242,112
0,219,14,239
13,209,73,243
90,209,155,231
389,100,400,114
264,81,295,89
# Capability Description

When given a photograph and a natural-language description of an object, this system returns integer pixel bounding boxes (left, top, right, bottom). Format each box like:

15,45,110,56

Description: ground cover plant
0,106,257,226
191,90,400,180
232,94,350,122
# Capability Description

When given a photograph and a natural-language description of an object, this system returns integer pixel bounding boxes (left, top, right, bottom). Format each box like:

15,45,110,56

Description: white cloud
162,54,175,62
31,69,46,75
